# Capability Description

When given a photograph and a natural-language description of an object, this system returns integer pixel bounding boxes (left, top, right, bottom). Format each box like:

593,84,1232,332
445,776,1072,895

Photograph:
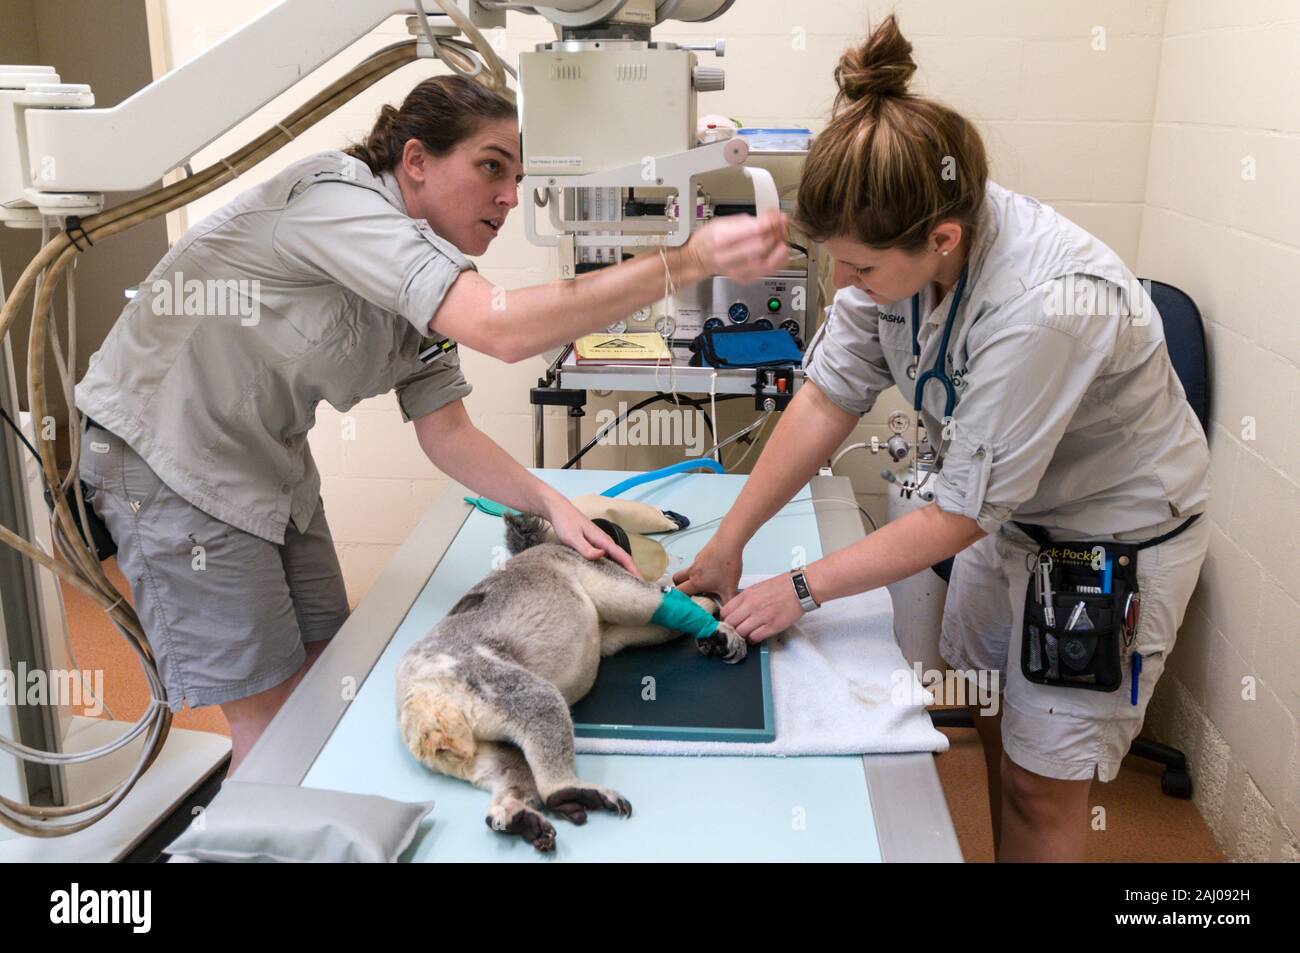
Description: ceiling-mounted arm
19,0,439,196
5,0,734,204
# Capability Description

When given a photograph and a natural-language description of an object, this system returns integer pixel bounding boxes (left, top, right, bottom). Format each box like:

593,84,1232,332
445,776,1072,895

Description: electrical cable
722,410,772,472
560,392,745,469
660,494,879,553
0,28,516,835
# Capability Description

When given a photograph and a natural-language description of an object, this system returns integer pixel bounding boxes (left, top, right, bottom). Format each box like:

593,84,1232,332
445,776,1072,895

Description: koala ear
503,513,551,554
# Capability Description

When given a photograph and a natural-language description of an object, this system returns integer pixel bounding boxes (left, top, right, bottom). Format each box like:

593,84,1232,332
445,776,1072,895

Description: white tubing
743,166,779,218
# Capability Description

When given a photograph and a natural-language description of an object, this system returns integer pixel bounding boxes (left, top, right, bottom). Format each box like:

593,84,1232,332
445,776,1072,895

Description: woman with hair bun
675,15,1210,861
74,74,788,772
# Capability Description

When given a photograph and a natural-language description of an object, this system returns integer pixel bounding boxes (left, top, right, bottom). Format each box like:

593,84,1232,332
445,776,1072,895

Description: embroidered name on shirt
879,312,906,324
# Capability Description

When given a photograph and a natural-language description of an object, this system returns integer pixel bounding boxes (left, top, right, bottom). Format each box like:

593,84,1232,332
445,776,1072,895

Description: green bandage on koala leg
650,588,720,639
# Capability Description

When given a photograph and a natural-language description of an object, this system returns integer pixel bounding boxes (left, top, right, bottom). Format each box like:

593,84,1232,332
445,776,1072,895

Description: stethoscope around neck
904,261,969,488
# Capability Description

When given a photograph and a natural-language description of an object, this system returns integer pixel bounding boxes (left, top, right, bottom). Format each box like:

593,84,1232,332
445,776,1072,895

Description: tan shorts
939,517,1210,782
79,421,351,712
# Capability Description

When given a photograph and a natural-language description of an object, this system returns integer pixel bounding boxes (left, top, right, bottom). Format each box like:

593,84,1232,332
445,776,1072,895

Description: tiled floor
933,725,1224,861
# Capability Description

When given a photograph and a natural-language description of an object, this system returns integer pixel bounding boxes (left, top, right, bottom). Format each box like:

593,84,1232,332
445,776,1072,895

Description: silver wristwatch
790,570,820,612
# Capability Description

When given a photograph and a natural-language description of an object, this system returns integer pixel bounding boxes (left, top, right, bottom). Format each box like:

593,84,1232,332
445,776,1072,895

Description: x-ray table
236,470,960,861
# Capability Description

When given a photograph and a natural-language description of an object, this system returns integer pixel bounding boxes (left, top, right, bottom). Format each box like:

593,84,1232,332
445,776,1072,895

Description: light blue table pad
302,468,881,861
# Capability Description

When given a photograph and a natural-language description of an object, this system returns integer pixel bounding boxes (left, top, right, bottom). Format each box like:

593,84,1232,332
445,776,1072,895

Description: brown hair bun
834,14,917,107
797,14,988,250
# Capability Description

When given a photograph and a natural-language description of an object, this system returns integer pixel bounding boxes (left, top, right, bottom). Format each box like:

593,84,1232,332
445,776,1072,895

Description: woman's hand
720,573,805,644
682,211,789,284
672,535,744,605
545,498,642,578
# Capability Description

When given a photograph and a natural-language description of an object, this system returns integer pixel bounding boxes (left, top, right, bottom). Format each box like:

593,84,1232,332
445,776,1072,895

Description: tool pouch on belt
1015,516,1197,692
1020,536,1136,692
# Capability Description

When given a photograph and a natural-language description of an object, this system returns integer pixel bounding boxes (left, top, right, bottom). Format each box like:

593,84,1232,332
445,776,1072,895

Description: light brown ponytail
797,14,988,250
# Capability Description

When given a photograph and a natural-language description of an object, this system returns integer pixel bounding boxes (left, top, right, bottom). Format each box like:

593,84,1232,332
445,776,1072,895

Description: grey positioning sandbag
166,781,434,863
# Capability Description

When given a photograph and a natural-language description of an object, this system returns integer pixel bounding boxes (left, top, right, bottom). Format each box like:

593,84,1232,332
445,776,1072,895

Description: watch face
793,574,810,599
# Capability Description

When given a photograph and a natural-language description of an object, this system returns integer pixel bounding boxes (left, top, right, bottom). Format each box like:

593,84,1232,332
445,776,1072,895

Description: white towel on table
574,574,949,757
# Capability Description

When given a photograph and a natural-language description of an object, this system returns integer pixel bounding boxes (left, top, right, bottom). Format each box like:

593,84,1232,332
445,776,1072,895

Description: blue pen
1130,653,1142,705
1101,552,1113,594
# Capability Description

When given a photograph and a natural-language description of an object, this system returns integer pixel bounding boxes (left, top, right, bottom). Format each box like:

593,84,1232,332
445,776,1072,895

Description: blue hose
464,458,723,517
600,458,724,498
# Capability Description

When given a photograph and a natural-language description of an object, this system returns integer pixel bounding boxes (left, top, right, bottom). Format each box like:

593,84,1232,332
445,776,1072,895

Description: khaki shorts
79,422,351,712
939,517,1210,783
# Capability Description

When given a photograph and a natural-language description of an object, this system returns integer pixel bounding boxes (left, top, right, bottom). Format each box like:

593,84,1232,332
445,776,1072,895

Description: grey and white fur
395,513,747,852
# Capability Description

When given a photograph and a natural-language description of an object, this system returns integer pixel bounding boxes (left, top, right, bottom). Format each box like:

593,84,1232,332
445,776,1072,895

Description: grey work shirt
75,151,473,544
803,180,1210,539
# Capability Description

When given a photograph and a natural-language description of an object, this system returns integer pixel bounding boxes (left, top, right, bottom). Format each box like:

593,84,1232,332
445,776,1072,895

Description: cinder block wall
1135,0,1300,862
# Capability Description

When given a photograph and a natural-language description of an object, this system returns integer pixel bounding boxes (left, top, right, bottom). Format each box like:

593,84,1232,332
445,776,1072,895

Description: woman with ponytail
674,15,1210,861
74,74,787,772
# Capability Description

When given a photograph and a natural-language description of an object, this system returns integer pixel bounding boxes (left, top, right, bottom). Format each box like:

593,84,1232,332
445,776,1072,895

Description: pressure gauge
655,315,676,336
887,411,910,435
607,319,627,333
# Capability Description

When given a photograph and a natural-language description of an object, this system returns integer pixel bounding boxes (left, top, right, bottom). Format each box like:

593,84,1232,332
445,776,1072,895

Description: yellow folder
574,332,671,364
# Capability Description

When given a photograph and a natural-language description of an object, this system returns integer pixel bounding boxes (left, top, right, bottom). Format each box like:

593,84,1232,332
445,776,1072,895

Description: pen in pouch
1101,551,1113,595
1038,555,1056,627
1131,652,1142,705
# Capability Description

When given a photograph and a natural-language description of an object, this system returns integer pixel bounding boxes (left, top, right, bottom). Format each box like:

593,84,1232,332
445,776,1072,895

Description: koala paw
545,783,633,825
486,799,556,852
697,622,747,664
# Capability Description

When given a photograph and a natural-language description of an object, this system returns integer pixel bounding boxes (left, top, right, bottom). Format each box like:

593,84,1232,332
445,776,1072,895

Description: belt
1014,514,1201,552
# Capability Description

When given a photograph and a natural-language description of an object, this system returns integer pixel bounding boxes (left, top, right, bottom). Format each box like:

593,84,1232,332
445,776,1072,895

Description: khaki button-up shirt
76,151,473,544
803,180,1210,539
